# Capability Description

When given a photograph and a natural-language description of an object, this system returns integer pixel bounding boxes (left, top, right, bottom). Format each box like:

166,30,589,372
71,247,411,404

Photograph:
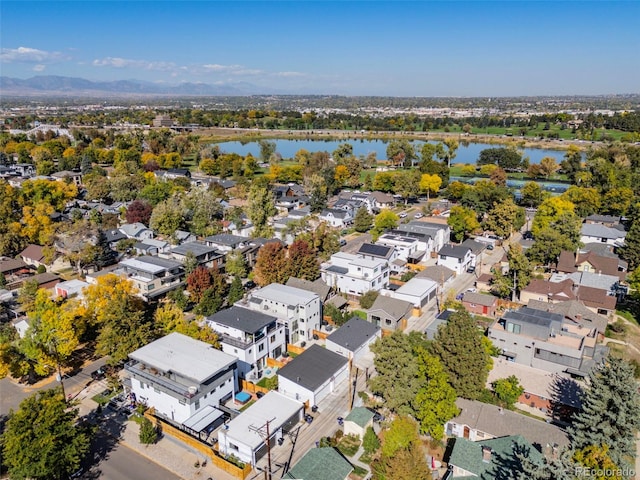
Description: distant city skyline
1,1,639,97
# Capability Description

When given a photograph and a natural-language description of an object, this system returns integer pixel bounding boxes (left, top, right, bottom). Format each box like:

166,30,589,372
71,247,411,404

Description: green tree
360,290,379,309
484,199,525,239
561,144,583,179
447,205,480,242
441,138,459,168
620,220,640,270
386,139,416,167
531,196,575,238
139,417,158,444
369,331,429,415
561,186,601,218
412,348,459,439
527,226,576,266
393,170,420,205
569,356,640,473
363,426,380,455
492,375,525,407
225,249,247,278
354,206,373,233
372,416,430,480
247,184,276,238
2,388,90,480
431,309,490,400
374,209,399,232
227,276,244,305
520,181,546,208
258,140,276,162
149,196,186,236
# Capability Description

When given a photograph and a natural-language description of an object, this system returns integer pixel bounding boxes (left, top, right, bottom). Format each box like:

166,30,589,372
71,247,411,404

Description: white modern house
125,333,237,425
397,221,450,255
386,277,438,314
437,244,473,275
580,223,626,247
376,233,422,264
321,252,390,298
277,344,349,405
240,283,321,344
217,391,304,466
318,208,354,228
206,306,286,381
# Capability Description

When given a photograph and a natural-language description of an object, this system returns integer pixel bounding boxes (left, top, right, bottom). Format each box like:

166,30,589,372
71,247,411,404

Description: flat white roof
395,277,437,296
120,258,165,274
221,391,303,451
56,279,89,289
253,283,318,304
349,256,386,269
128,332,236,384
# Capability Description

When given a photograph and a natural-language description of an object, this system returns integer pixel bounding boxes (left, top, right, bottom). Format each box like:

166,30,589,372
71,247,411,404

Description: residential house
318,208,353,228
104,229,127,247
388,229,434,259
321,252,389,298
425,309,453,340
417,265,455,294
584,214,621,227
376,233,425,266
204,234,249,253
218,391,304,466
396,220,450,255
125,332,237,425
155,168,191,181
51,170,82,187
385,277,438,314
356,243,395,264
6,272,60,291
165,241,225,270
54,279,89,299
343,407,375,438
133,239,171,256
462,292,499,317
527,299,608,337
119,222,154,241
173,230,197,245
205,306,286,381
555,249,626,280
283,447,353,480
462,238,487,268
580,223,626,247
367,295,413,332
487,306,608,375
278,344,349,405
115,256,184,301
19,244,47,270
285,277,331,302
445,398,569,448
325,316,381,368
287,205,311,221
240,283,321,344
437,244,472,275
0,258,28,280
444,435,543,480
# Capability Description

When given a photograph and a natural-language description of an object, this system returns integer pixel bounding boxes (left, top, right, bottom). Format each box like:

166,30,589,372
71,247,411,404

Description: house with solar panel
487,306,608,375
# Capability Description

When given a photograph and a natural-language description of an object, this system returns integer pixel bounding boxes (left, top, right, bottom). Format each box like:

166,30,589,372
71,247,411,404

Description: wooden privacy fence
287,343,306,355
240,379,269,396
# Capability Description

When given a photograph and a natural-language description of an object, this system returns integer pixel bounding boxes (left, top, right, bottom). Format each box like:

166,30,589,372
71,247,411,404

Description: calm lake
214,139,569,165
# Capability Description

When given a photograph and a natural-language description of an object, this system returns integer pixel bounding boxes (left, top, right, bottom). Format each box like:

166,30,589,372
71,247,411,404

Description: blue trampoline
235,391,251,404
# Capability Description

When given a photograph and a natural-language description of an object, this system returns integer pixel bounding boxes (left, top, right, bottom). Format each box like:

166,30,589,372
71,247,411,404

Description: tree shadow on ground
549,375,583,423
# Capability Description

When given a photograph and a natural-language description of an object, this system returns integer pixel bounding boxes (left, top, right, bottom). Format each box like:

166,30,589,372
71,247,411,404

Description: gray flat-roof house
487,306,608,375
367,295,413,333
325,316,381,367
204,234,250,253
125,333,237,426
115,256,184,301
278,344,349,405
240,283,321,344
218,391,304,466
206,306,286,381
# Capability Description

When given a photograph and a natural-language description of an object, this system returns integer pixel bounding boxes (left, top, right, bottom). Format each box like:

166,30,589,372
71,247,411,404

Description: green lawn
91,389,117,406
352,310,367,320
239,400,256,412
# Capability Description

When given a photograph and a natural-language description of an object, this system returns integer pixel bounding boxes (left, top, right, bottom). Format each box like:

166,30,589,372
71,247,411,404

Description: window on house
179,399,186,405
386,319,392,325
258,344,265,352
195,400,200,409
506,323,521,334
270,335,276,342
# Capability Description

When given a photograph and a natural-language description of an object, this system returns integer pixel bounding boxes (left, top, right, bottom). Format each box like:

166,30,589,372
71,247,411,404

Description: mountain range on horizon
0,75,279,97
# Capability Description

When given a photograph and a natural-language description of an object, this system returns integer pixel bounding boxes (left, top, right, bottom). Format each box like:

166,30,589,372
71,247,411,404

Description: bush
400,271,417,282
139,417,158,444
363,426,380,454
359,290,379,310
36,265,47,274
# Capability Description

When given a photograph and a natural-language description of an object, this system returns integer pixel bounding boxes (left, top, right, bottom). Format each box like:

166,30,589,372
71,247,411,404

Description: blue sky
1,1,639,96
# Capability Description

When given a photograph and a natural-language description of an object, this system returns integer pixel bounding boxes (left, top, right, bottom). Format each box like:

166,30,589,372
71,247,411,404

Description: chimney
481,446,492,463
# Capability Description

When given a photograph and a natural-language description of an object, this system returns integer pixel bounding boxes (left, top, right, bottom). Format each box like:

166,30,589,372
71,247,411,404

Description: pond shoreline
199,127,599,152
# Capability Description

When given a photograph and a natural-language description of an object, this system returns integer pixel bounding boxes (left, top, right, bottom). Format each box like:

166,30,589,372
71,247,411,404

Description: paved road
82,430,180,480
1,356,108,415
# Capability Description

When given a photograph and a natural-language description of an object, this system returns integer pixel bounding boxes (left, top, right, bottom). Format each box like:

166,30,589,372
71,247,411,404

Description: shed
343,407,375,438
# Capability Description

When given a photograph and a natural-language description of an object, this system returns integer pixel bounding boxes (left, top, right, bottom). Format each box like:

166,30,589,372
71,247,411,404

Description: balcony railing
125,360,196,399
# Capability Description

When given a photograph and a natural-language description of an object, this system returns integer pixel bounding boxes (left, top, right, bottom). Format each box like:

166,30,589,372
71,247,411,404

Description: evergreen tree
182,251,198,274
94,229,115,267
569,356,640,474
139,417,158,445
431,308,490,400
354,206,373,233
620,219,640,271
227,276,244,305
2,388,91,480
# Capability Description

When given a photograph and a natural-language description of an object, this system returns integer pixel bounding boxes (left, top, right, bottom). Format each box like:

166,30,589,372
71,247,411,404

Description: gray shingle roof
462,292,498,307
326,317,380,351
581,223,626,239
438,244,470,259
204,234,249,246
368,295,413,319
283,447,353,480
206,306,277,334
278,344,348,392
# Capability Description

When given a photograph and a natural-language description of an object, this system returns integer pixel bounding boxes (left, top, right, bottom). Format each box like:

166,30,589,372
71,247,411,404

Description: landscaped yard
337,434,361,457
91,389,118,406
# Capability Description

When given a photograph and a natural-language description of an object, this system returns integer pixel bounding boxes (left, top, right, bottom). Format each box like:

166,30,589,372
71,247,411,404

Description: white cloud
1,46,69,64
32,64,46,72
273,71,306,78
92,57,176,71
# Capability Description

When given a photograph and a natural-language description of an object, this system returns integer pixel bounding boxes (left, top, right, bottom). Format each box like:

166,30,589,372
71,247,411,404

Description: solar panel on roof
358,243,391,257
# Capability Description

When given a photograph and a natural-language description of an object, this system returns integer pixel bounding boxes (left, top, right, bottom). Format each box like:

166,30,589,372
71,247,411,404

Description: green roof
447,435,543,479
345,407,375,428
283,447,353,480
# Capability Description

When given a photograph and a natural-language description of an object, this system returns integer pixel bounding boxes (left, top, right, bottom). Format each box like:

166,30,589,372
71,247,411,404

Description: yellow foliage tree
22,203,56,245
419,174,442,201
334,164,350,186
82,274,139,326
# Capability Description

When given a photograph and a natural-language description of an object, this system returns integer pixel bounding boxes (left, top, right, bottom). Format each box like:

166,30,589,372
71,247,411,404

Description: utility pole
49,336,66,402
249,417,276,480
511,270,517,303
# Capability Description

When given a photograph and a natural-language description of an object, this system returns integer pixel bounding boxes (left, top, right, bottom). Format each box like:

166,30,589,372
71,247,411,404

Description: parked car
399,212,408,218
414,212,424,219
486,244,494,250
523,231,534,240
256,391,265,399
91,367,106,381
339,239,347,247
466,265,475,274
